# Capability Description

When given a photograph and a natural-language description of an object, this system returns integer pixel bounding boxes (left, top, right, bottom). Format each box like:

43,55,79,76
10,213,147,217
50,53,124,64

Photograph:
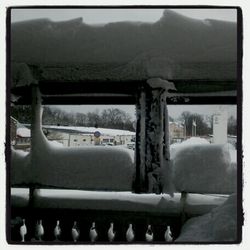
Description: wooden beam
134,79,175,195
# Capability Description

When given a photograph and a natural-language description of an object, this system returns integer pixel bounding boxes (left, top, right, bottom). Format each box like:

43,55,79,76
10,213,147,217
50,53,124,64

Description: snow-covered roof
42,125,135,137
11,10,237,91
169,122,184,128
16,127,31,138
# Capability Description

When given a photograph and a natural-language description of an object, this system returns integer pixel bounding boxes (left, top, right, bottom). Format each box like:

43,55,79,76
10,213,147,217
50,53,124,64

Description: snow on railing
17,219,174,243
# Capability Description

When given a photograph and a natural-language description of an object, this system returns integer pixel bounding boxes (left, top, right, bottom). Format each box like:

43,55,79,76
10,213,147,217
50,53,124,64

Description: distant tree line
10,105,237,135
180,111,212,136
179,111,237,136
11,105,135,131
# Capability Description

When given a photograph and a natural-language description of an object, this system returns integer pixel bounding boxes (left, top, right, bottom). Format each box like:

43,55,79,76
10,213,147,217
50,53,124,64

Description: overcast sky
11,8,237,24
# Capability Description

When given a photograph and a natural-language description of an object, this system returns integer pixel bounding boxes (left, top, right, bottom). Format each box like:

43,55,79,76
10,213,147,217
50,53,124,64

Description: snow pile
11,148,30,185
172,144,236,194
11,90,136,191
32,189,182,213
176,194,237,242
179,137,210,146
184,193,229,216
11,188,29,208
170,137,209,159
16,127,31,137
47,140,64,147
113,145,135,162
224,143,237,168
11,145,135,191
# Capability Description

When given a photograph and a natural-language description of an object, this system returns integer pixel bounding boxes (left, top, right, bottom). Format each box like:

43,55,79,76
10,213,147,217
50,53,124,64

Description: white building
15,126,31,150
42,125,135,147
213,110,228,144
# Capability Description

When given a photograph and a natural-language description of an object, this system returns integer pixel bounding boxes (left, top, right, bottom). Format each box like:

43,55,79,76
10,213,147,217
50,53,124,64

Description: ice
176,194,237,242
172,144,236,194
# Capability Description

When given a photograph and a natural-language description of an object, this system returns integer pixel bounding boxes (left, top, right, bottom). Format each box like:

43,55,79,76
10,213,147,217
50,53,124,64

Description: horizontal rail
11,188,228,217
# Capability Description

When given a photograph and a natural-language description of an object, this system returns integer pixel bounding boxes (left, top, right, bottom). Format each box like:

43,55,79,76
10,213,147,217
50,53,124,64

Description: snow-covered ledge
11,85,135,195
135,78,176,195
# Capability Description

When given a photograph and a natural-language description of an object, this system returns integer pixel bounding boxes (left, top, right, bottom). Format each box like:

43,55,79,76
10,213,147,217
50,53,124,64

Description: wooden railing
9,188,228,243
11,217,177,243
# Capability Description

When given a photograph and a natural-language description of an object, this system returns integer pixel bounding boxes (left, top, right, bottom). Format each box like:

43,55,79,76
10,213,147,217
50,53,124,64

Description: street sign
94,131,101,138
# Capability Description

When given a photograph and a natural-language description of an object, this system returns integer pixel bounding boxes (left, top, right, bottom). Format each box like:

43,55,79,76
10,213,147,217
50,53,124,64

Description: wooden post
135,78,176,195
29,84,45,206
134,85,147,193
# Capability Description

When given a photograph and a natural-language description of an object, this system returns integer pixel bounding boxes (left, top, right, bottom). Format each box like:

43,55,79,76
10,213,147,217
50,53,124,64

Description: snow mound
180,137,210,145
173,144,236,194
47,140,64,147
11,146,135,191
171,137,210,159
11,148,30,185
176,194,237,242
16,127,31,137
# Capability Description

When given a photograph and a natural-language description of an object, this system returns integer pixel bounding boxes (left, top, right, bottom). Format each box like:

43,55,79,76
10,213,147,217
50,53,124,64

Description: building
11,116,31,150
169,122,185,144
15,127,31,151
42,125,136,147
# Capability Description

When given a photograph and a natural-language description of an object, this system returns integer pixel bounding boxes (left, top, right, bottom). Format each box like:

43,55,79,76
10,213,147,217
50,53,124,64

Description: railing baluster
72,221,80,242
54,220,61,241
19,218,27,242
35,220,44,241
164,225,173,242
108,222,116,242
126,223,134,242
89,222,98,242
145,224,154,242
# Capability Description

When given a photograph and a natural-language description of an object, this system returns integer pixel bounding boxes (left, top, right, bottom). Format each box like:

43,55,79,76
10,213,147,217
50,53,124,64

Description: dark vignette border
5,5,243,245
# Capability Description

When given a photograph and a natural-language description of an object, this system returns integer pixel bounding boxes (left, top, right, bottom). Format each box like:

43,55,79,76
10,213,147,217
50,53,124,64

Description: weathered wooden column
135,78,176,195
